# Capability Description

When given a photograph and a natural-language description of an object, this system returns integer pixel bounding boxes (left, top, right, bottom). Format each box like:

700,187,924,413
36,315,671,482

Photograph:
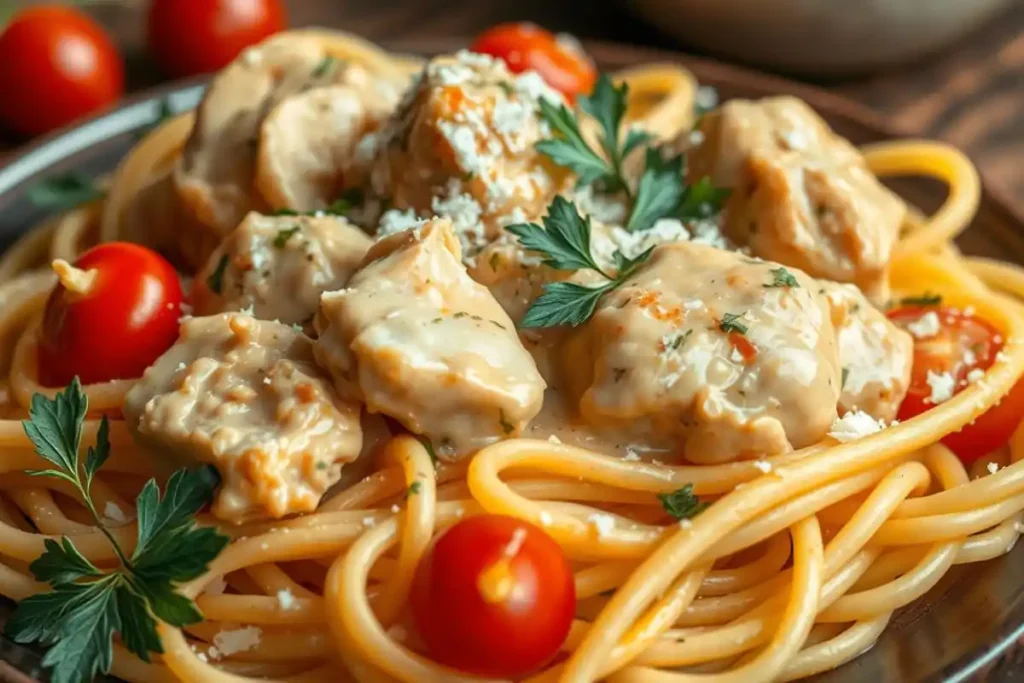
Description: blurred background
0,0,1021,213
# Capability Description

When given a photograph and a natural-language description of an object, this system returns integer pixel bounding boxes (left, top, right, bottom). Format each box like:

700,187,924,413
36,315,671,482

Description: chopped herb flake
765,267,799,289
657,484,709,520
719,312,748,335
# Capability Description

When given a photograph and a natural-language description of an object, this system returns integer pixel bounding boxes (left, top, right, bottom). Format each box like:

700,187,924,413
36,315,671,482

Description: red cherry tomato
888,305,1024,463
38,243,183,387
411,514,575,678
0,7,124,137
471,23,597,100
147,0,288,78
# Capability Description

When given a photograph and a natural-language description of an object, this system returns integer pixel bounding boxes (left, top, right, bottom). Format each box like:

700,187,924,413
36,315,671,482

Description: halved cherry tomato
410,514,575,678
0,6,124,136
888,305,1024,463
147,0,288,78
471,23,597,100
38,243,183,387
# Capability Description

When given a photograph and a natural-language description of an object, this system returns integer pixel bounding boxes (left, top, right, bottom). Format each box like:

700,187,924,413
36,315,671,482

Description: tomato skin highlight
888,305,1024,464
0,7,124,136
147,0,288,78
38,243,183,387
410,514,575,678
471,23,597,100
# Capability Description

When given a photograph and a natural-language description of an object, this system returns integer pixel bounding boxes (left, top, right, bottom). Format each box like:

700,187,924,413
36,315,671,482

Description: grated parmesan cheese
925,370,956,404
966,368,985,384
377,208,426,238
753,460,772,473
829,410,887,442
212,627,262,657
276,589,297,610
988,461,1000,474
906,311,940,340
623,447,641,462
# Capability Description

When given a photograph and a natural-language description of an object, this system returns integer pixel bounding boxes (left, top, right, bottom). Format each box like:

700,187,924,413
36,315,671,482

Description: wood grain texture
5,0,1021,217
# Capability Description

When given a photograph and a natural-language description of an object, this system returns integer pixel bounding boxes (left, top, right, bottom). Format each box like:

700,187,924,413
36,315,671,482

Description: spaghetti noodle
0,28,1022,683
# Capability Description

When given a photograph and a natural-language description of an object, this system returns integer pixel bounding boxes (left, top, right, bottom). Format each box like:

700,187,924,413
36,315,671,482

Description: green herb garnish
765,267,799,289
658,484,709,520
506,197,652,328
675,177,730,221
273,226,301,248
719,312,748,335
312,56,338,78
900,293,942,307
416,436,439,467
206,254,229,294
406,480,423,497
4,380,228,683
272,190,363,218
27,173,105,212
536,74,725,231
841,367,850,389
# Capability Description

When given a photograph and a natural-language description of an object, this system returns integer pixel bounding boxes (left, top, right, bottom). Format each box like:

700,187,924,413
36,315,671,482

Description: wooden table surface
5,0,1024,215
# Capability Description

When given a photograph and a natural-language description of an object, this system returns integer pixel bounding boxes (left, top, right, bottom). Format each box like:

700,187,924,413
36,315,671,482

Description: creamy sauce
823,281,913,420
193,212,371,328
687,96,904,302
314,219,545,458
176,34,403,240
564,242,841,463
368,51,569,263
123,313,362,522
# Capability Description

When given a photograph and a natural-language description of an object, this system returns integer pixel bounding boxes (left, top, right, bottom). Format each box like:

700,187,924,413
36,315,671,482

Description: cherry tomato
147,0,288,78
410,514,575,678
471,23,597,100
888,305,1024,463
38,243,183,387
0,7,124,137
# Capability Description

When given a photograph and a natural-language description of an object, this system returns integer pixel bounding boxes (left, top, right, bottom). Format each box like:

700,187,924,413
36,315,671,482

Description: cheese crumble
828,410,887,442
212,626,262,657
925,370,956,404
906,311,940,340
276,588,297,610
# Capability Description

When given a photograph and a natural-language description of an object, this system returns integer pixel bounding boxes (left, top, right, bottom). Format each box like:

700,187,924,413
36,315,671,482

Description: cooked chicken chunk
823,282,913,421
687,97,904,302
566,243,842,463
314,218,546,458
175,34,400,266
123,313,362,522
192,212,372,327
256,62,401,213
367,51,568,261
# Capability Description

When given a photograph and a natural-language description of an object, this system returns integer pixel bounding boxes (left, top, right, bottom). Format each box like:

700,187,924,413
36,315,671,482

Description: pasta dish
0,26,1022,683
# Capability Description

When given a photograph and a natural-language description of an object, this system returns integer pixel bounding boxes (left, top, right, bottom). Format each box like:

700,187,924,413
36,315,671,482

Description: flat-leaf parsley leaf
507,199,652,328
5,379,229,683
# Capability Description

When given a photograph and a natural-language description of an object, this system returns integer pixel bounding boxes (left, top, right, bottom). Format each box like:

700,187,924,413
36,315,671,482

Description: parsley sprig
27,173,105,212
5,379,228,683
536,74,727,233
658,484,709,520
507,197,652,327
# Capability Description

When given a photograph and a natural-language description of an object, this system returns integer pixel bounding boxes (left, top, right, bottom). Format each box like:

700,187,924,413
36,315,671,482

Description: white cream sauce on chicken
314,219,546,458
123,313,362,522
687,96,904,302
564,243,841,463
823,281,913,420
193,211,371,327
175,34,402,266
368,51,569,263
